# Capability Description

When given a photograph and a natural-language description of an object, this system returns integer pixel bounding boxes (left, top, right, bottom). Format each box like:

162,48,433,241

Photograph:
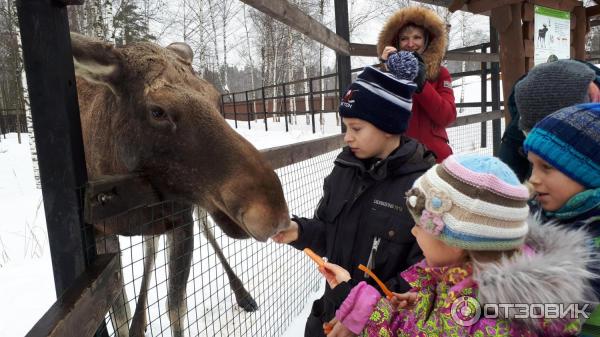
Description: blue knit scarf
545,188,600,221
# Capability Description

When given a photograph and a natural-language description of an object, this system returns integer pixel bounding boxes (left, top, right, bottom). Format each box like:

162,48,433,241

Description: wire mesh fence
83,149,340,337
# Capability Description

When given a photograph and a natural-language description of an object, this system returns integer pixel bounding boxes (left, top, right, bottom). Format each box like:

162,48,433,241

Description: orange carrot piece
358,264,393,299
323,322,334,334
304,248,326,267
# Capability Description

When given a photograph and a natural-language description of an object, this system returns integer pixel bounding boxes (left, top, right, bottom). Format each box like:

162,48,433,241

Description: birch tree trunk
207,0,222,90
242,5,257,120
9,0,40,187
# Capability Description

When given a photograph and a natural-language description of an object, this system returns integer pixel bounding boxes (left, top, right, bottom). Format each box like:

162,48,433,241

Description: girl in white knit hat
316,153,596,336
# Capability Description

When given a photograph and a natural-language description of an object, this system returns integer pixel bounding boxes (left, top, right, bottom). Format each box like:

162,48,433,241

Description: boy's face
411,225,465,267
527,152,585,211
343,117,397,159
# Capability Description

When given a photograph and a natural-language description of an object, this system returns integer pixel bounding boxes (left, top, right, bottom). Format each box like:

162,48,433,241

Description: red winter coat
406,66,456,163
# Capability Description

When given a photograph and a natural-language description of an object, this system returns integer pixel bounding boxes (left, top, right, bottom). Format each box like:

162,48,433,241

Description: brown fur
72,33,289,336
377,7,448,81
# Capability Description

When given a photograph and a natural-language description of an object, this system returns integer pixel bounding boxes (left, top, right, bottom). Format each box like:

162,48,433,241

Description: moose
538,24,549,48
71,33,290,337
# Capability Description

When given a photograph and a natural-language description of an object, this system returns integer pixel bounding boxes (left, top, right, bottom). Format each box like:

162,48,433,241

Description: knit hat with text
339,51,418,134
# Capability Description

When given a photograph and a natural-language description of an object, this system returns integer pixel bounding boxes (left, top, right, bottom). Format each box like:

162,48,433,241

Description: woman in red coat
379,7,456,163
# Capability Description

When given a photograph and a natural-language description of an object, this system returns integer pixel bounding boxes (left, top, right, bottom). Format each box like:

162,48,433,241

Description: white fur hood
474,216,598,330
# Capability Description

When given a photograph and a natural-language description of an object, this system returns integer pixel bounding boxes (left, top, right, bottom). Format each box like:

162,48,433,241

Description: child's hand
389,291,417,310
318,262,351,289
324,318,357,337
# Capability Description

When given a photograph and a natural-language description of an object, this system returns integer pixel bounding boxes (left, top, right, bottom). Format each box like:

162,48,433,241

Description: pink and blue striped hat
406,154,530,251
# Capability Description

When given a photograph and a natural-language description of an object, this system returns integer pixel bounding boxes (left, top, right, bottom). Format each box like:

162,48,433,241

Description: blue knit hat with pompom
386,51,420,82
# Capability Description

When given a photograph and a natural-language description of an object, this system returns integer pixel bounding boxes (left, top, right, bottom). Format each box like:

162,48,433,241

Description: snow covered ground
0,75,501,337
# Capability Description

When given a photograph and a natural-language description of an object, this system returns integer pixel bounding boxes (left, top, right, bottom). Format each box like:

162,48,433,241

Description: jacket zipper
365,236,381,278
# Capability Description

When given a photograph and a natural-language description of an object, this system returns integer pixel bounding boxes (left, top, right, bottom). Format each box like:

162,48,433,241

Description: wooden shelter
444,0,591,121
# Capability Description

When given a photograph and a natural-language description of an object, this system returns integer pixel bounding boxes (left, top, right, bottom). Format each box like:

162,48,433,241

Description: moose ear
70,32,122,90
166,42,194,64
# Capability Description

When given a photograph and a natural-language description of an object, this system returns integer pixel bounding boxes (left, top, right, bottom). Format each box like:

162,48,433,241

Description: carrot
323,322,334,334
358,264,394,300
303,248,326,267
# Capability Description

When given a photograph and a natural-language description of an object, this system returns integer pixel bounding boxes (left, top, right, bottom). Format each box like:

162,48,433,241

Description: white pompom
408,195,418,208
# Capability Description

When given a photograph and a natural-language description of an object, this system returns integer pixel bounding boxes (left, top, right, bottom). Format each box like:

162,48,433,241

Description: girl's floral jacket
335,219,598,336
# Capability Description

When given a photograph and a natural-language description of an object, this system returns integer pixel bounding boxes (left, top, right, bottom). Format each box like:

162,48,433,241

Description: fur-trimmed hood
474,215,598,330
377,7,447,81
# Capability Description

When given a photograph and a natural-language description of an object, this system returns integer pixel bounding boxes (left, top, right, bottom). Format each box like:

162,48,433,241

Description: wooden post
282,84,289,132
490,23,502,156
232,93,238,128
261,86,268,131
17,0,93,296
335,0,350,133
480,46,488,148
573,5,587,60
491,3,525,123
245,91,252,129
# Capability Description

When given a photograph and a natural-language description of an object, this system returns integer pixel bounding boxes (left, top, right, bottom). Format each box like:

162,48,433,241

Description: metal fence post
245,91,251,129
261,86,268,131
282,83,289,132
232,93,238,128
480,46,488,148
490,24,502,156
309,78,316,134
220,94,225,118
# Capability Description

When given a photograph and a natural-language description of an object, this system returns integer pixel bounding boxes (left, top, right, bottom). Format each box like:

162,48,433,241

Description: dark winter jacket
290,137,435,336
378,7,457,163
499,60,600,182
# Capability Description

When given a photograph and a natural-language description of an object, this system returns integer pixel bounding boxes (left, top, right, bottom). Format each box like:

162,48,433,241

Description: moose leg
197,207,258,311
96,233,131,337
166,211,194,337
129,235,159,337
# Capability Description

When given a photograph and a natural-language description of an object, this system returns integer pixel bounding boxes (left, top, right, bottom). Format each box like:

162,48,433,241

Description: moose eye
150,107,166,119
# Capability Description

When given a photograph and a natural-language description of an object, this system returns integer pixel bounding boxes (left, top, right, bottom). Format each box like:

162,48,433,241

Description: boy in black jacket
272,54,436,337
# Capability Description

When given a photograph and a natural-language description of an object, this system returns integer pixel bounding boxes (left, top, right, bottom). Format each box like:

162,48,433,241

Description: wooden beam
413,0,490,15
467,0,522,14
445,51,500,62
450,110,504,127
350,43,378,57
448,0,467,12
260,134,345,170
587,4,600,17
25,254,122,337
349,43,499,62
240,0,350,55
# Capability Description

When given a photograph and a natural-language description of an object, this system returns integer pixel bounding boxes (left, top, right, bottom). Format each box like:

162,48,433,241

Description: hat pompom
386,51,419,82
